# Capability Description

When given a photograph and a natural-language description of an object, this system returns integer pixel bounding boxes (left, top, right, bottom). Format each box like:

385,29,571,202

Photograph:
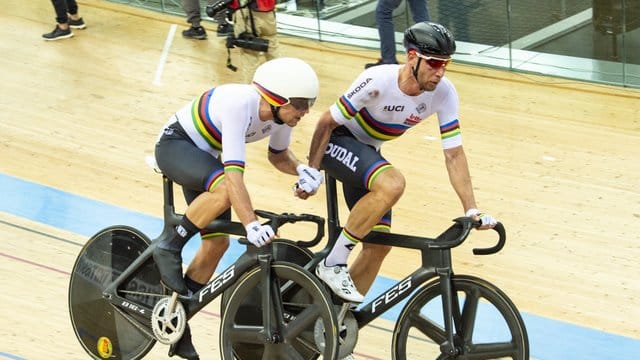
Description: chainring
151,296,187,345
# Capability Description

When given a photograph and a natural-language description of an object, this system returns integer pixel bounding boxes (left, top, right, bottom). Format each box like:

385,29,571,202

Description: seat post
160,175,181,235
325,175,340,244
163,175,174,208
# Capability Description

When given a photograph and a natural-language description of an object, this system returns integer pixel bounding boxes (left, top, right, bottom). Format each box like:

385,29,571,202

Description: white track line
153,24,177,86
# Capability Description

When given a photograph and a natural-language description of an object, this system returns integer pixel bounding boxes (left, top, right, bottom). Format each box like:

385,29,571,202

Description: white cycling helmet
252,57,319,108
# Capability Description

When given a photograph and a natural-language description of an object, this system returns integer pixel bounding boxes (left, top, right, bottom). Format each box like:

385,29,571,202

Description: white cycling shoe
315,261,364,303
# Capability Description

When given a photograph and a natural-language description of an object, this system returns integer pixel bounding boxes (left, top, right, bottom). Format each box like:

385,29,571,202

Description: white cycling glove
245,221,275,247
295,164,323,194
465,208,497,227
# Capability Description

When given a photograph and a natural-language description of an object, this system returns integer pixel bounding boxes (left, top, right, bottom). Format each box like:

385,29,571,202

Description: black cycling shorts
155,120,231,221
320,126,393,227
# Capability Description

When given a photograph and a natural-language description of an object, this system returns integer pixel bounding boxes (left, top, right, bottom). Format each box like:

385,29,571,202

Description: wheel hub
314,307,358,358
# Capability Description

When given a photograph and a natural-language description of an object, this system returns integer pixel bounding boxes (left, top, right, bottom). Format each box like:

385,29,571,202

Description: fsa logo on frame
199,266,235,302
371,277,412,313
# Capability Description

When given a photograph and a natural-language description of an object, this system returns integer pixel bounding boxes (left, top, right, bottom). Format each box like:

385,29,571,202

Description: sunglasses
288,97,316,111
414,52,452,69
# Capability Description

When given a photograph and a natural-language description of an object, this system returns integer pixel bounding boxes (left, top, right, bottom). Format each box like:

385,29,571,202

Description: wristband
465,208,480,217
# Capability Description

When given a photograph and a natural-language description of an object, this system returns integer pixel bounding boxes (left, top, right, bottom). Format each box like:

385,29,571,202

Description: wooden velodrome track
1,0,640,359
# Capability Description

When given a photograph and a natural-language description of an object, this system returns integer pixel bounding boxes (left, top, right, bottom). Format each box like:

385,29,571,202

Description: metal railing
110,0,640,88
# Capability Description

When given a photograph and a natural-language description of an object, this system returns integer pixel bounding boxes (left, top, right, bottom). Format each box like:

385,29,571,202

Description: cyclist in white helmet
152,57,323,359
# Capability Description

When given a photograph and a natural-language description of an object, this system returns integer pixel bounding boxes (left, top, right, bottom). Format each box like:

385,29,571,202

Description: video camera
207,0,269,52
226,31,269,52
206,0,233,18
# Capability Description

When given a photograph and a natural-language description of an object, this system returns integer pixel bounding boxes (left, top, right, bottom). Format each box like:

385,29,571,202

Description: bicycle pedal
151,296,187,345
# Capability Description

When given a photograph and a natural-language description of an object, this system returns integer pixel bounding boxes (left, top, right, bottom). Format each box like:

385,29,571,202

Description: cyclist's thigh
321,129,391,190
322,128,393,223
342,182,392,227
155,122,223,192
182,188,232,221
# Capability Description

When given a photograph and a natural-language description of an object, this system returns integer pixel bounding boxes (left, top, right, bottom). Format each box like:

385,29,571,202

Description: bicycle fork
258,252,284,343
437,268,460,358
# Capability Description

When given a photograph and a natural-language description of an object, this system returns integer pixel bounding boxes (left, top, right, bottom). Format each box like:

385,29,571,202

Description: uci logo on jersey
383,105,405,112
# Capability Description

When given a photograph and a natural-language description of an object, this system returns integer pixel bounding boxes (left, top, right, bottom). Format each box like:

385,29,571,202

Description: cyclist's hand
245,221,275,247
465,208,497,229
295,164,323,195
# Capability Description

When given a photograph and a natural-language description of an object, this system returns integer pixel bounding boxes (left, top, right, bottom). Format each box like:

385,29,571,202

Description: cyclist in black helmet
307,22,498,314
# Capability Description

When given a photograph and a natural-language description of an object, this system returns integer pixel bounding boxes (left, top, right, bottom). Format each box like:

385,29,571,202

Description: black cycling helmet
403,21,456,56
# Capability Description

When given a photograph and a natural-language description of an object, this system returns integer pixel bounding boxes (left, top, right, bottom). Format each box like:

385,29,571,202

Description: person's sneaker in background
182,26,207,40
217,23,233,37
42,26,73,41
68,17,86,29
364,59,398,69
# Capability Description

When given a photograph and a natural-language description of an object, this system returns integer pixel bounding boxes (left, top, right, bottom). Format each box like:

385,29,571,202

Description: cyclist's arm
268,148,300,175
308,110,339,169
218,99,259,227
224,169,259,226
443,145,478,214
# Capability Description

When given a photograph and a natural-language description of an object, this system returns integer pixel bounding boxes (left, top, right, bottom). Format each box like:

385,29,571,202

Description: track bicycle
68,174,341,360
230,175,530,359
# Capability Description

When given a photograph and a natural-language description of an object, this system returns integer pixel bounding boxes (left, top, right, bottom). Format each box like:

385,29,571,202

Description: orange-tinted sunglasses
414,51,452,69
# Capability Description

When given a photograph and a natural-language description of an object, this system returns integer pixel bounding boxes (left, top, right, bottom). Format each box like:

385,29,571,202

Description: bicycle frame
101,175,326,340
319,175,506,354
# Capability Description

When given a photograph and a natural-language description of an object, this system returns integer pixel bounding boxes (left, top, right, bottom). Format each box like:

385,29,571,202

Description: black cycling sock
159,216,200,252
184,275,205,294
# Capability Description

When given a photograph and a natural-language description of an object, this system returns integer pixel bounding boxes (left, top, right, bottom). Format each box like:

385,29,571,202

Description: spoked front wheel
392,275,529,360
68,226,167,360
220,262,339,360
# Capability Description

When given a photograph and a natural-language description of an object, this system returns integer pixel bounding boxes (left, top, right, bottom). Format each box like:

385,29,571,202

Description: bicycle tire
220,261,339,360
219,239,314,312
68,226,167,360
392,275,529,360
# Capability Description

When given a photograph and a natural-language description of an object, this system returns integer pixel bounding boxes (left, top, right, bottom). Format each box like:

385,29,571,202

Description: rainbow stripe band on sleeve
440,119,461,140
336,96,358,118
192,88,223,150
224,160,245,173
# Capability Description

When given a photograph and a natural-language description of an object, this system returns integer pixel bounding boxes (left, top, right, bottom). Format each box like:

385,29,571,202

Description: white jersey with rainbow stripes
329,64,462,151
172,83,292,166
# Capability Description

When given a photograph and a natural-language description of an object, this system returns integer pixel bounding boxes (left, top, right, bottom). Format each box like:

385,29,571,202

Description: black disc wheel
220,239,314,312
220,262,339,360
392,275,529,359
68,226,167,359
